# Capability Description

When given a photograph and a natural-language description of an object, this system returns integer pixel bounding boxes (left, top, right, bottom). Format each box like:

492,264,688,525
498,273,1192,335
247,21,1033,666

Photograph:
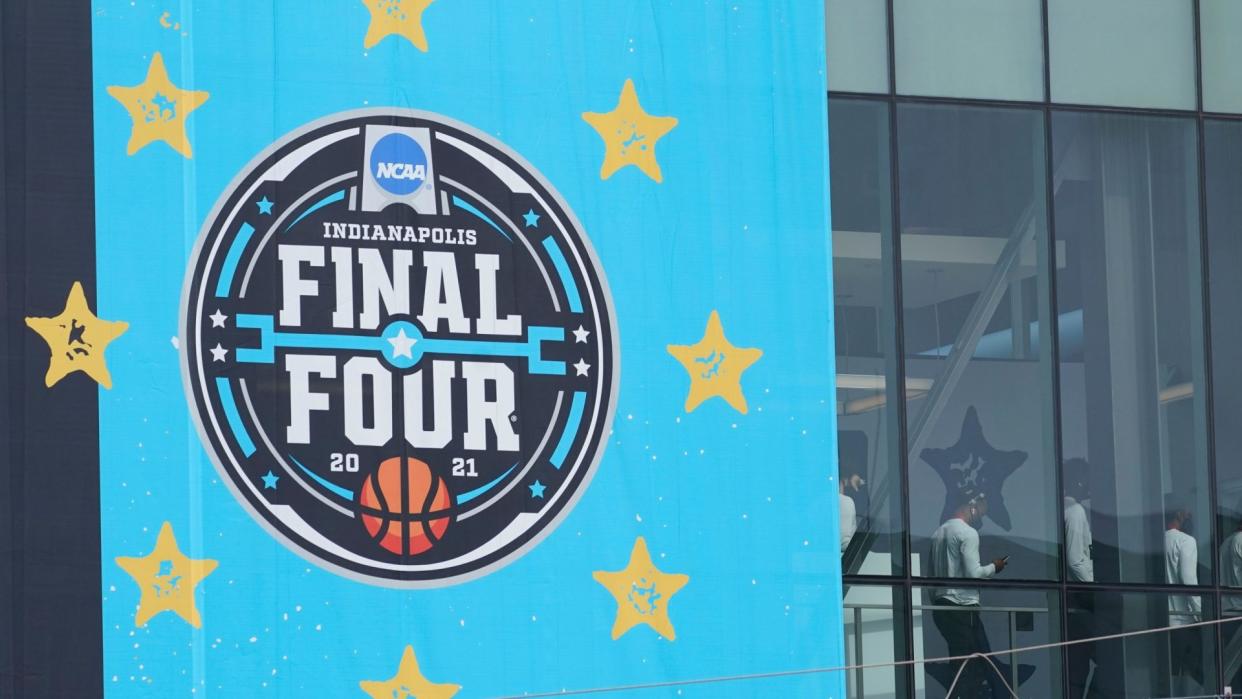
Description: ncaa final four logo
180,110,618,587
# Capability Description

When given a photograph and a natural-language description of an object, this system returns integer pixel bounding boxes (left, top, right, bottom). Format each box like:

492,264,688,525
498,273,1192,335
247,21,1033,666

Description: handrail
845,602,1048,614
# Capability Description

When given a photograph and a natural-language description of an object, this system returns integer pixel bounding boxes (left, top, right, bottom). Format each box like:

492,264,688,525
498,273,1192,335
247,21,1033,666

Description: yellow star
592,536,690,641
359,645,460,699
25,281,128,389
362,0,435,51
666,310,763,414
106,52,209,158
582,78,678,182
115,522,218,628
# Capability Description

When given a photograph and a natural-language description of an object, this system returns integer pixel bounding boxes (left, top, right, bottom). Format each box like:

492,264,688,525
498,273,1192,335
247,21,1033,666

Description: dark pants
932,601,995,699
1067,593,1098,698
1170,625,1204,687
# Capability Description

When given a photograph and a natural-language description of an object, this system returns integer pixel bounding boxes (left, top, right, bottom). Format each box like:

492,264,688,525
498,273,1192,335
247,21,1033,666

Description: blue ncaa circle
369,132,427,195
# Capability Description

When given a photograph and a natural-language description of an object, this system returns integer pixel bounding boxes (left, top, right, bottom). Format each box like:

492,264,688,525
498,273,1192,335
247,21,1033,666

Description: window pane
826,0,889,94
1223,593,1242,688
831,98,904,577
898,104,1058,582
916,586,1061,698
893,0,1042,101
1068,591,1217,697
1207,119,1242,589
1053,111,1209,586
1201,0,1242,113
843,584,909,698
1048,0,1195,110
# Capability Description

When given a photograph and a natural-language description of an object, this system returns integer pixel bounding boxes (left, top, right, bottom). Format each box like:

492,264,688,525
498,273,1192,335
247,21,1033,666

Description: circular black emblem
180,109,618,587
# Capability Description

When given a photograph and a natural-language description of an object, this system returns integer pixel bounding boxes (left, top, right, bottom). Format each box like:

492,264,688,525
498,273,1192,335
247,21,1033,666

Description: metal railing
843,601,1050,696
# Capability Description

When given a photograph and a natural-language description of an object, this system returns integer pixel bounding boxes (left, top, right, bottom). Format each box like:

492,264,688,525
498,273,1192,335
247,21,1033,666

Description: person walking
930,488,1007,698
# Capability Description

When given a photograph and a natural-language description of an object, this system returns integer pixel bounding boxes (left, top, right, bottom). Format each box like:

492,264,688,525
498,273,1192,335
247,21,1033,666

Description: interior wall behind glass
897,103,1059,582
1048,0,1196,110
831,98,904,577
893,0,1043,101
1052,111,1210,587
1201,0,1242,113
825,0,889,94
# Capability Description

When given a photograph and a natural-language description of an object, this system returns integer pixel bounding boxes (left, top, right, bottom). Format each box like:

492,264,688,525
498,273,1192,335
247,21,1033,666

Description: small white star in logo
209,309,227,328
209,343,228,362
387,328,417,359
572,325,591,344
574,359,591,376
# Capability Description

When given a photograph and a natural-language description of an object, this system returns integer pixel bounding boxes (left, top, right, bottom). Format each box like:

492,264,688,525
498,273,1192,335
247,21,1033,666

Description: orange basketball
358,456,451,555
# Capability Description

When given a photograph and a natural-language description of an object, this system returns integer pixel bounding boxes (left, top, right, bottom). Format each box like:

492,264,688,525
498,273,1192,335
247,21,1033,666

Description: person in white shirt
1064,461,1094,583
839,463,864,554
1165,500,1204,690
930,488,1007,698
1063,459,1098,698
1165,502,1201,623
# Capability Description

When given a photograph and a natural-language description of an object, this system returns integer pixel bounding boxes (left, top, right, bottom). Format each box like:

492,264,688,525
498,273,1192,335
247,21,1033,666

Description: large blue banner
86,2,840,695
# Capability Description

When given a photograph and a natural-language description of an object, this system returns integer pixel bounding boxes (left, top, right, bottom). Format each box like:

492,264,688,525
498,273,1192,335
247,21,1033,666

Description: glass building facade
830,1,1242,696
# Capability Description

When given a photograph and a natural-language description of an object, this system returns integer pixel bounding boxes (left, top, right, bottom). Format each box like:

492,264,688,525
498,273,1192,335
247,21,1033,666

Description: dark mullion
845,91,1203,118
1042,104,1073,699
883,1,914,693
849,573,1227,595
1194,0,1205,114
1041,0,1052,105
886,0,896,97
827,89,1242,123
1040,5,1069,693
1192,2,1221,685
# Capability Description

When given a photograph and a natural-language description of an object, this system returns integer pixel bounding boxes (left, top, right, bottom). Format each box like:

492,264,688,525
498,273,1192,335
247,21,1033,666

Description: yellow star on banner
25,281,128,389
360,645,460,699
362,0,435,51
593,536,690,641
667,310,763,414
115,522,218,628
582,78,678,182
106,51,209,158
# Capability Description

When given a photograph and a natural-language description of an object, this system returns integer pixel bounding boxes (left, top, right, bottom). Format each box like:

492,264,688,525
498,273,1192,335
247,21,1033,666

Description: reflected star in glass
920,406,1028,531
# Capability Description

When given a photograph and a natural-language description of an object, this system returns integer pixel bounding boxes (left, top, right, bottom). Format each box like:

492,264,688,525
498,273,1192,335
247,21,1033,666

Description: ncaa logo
369,132,428,196
180,109,618,587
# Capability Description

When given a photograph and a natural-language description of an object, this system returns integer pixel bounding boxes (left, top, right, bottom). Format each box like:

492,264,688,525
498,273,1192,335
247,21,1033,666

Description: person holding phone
930,488,1007,698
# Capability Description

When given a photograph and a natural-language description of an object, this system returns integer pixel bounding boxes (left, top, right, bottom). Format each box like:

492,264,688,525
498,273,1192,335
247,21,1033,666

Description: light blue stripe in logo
541,236,583,313
550,391,587,469
456,463,518,505
451,194,511,241
215,376,256,457
286,189,345,232
288,455,356,501
214,222,256,298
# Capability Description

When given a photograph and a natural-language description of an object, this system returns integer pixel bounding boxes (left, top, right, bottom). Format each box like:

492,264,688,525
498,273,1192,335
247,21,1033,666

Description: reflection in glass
831,99,904,577
1048,0,1196,110
1209,105,1242,680
825,0,889,94
1052,111,1210,586
1067,591,1216,697
1200,0,1242,113
893,0,1043,101
1206,120,1242,591
897,103,1058,582
842,585,909,698
915,586,1060,698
